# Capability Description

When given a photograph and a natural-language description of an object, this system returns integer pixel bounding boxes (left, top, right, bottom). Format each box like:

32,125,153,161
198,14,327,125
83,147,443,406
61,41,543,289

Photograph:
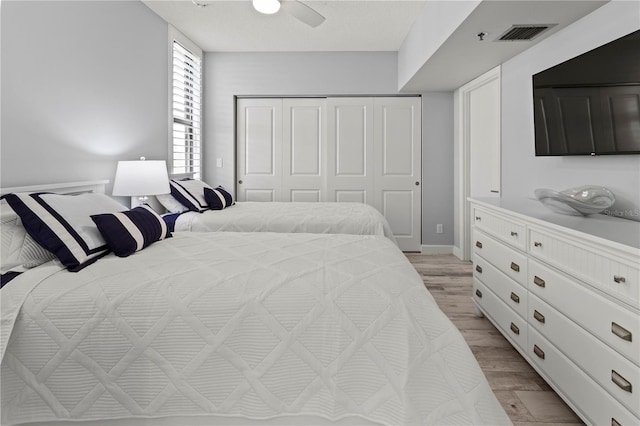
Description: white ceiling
142,0,427,52
142,0,609,91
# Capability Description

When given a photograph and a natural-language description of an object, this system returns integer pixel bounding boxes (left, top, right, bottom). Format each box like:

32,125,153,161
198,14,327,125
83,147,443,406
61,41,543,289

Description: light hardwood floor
405,253,584,426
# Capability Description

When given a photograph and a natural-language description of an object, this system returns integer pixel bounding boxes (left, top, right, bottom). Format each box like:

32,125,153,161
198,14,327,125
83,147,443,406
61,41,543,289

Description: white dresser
469,197,640,426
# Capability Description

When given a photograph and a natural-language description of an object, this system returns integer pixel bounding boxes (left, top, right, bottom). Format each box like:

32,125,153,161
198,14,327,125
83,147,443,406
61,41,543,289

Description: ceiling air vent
496,24,556,41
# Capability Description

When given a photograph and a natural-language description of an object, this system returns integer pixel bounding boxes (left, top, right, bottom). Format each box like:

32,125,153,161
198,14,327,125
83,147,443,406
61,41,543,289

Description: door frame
455,66,501,261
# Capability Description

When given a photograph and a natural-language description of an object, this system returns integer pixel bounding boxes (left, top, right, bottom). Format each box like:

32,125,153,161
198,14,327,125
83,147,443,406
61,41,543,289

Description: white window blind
172,41,202,179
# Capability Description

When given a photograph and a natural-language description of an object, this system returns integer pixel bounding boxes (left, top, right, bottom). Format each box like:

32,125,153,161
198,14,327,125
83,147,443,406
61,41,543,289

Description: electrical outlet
216,158,223,168
436,224,443,234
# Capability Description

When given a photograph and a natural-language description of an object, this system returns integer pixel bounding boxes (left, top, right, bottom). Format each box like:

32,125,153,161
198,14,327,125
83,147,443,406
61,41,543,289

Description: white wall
1,1,169,192
501,1,640,220
203,52,455,246
397,0,480,91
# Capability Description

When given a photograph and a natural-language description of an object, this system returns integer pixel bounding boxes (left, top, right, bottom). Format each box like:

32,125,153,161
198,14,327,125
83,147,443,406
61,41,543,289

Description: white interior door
282,99,325,202
236,98,282,201
374,97,422,252
456,66,501,261
469,76,501,198
325,98,374,204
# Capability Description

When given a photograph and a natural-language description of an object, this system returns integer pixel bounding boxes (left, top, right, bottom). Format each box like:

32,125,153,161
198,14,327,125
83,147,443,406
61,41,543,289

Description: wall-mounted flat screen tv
533,29,640,156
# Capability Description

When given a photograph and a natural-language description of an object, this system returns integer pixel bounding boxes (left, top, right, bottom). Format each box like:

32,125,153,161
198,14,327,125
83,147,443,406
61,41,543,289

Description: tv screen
533,29,640,156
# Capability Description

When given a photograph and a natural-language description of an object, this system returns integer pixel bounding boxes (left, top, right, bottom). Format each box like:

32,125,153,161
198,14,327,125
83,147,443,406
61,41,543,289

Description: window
171,40,202,179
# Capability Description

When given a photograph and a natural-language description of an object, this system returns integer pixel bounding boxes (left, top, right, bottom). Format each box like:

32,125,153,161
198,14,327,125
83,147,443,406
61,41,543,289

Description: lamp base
130,196,149,208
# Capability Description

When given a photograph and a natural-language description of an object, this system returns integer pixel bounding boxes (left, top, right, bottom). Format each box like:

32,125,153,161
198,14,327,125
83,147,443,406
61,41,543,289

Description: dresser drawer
473,278,527,353
528,327,640,426
529,293,640,416
473,255,527,320
473,229,527,287
473,207,526,250
529,259,640,366
529,227,640,307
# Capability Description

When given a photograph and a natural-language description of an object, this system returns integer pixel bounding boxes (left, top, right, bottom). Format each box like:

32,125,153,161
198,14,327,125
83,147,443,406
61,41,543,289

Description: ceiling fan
252,0,326,27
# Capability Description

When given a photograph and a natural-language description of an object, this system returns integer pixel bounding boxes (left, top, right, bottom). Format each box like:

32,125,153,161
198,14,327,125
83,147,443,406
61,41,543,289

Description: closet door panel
282,99,325,202
335,190,366,204
374,97,422,251
236,99,283,201
326,98,374,204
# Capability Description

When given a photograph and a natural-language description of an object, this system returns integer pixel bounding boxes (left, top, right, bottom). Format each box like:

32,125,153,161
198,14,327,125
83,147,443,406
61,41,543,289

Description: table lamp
112,157,170,207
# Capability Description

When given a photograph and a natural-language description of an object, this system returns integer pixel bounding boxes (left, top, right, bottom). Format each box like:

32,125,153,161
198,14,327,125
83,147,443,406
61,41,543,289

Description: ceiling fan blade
281,1,325,28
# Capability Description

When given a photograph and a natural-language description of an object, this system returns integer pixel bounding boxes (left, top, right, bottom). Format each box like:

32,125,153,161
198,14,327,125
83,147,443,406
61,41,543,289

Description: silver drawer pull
611,322,632,342
510,292,520,303
611,418,621,426
611,370,632,393
510,262,520,272
534,241,542,247
510,231,518,237
613,275,626,284
533,344,545,359
475,289,482,298
510,322,520,335
475,241,483,249
533,310,545,324
533,276,546,288
475,265,483,273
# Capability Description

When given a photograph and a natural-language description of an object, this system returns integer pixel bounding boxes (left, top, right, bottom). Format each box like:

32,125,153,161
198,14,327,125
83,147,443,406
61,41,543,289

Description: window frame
168,26,203,180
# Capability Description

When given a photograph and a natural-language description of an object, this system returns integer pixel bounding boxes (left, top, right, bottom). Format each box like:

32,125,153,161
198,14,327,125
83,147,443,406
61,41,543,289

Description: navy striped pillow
169,179,211,212
204,186,234,210
91,205,171,257
4,192,127,271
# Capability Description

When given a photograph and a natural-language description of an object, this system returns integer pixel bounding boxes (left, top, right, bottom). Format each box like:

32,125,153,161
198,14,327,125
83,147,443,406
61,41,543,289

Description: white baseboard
420,245,454,255
452,245,464,260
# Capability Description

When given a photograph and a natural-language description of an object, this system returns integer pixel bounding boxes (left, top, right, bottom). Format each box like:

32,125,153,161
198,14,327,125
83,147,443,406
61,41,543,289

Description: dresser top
469,197,640,251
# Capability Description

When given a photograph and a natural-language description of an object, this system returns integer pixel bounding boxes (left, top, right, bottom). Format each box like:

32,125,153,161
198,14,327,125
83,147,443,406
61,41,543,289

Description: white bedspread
173,202,396,242
1,232,509,426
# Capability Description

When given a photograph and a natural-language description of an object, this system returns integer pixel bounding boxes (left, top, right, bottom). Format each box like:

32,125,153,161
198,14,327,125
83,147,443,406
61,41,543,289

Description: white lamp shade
253,0,280,14
112,160,170,197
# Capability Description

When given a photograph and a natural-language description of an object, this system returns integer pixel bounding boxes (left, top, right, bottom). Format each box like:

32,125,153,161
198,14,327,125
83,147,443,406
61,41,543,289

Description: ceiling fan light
253,0,280,15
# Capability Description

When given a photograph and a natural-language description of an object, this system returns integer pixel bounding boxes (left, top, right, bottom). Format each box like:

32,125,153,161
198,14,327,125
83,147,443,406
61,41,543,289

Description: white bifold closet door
236,96,421,252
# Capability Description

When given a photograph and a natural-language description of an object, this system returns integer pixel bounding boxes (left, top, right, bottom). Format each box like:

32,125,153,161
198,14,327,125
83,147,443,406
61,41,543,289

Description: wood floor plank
406,254,584,425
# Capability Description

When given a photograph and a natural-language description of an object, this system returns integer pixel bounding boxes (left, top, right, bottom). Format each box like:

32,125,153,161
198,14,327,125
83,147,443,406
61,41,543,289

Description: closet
236,96,422,251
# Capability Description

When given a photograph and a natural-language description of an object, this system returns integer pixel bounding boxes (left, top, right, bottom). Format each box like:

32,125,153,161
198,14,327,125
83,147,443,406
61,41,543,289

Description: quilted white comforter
173,202,396,242
1,232,509,426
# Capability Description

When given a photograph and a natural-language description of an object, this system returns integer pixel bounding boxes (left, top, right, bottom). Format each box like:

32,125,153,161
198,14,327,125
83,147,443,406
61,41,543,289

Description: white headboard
169,173,194,180
0,180,109,196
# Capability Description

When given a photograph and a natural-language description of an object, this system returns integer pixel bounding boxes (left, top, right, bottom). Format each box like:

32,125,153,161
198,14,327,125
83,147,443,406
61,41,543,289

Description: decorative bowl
534,185,615,216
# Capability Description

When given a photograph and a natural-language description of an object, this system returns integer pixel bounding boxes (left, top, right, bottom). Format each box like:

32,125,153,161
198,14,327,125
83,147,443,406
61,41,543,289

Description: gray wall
1,1,169,192
501,1,640,220
422,92,454,245
203,51,455,246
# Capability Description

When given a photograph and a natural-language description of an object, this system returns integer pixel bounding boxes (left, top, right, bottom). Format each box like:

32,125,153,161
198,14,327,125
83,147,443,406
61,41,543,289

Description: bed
169,202,395,240
159,178,396,243
1,181,510,426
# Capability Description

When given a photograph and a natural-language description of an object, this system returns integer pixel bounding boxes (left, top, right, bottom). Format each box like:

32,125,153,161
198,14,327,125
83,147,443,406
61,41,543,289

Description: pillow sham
169,178,212,212
91,204,171,257
204,186,234,210
4,192,128,271
1,199,56,275
156,193,189,214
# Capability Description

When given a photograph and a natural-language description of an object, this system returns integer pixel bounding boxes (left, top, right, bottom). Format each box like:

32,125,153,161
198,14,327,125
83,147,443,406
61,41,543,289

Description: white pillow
169,179,213,212
156,193,189,214
1,199,56,274
4,192,128,271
